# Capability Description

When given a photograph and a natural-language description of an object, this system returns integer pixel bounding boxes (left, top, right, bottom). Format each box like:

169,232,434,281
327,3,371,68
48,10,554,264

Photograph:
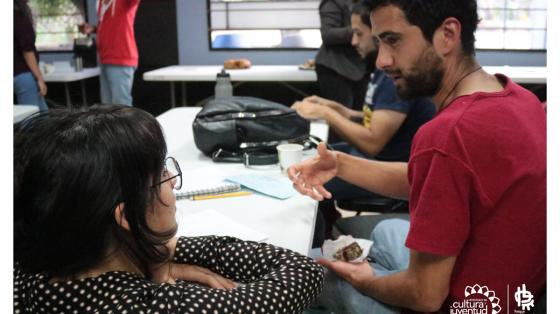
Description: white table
13,105,39,123
483,66,546,84
144,65,546,107
43,65,100,107
144,65,316,107
157,107,328,256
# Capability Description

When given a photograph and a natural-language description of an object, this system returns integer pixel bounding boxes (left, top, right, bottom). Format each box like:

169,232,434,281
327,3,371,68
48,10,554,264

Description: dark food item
333,242,363,261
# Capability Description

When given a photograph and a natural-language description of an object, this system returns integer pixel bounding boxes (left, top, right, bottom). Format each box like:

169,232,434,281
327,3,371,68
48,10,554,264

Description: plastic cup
277,143,304,175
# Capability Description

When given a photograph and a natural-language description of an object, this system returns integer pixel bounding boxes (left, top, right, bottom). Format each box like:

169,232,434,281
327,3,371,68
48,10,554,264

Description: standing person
290,0,546,313
13,0,48,111
79,0,141,106
315,0,372,142
14,105,325,313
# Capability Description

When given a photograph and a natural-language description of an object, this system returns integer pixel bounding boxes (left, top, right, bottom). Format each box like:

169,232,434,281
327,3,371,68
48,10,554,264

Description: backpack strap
211,135,329,165
212,147,278,166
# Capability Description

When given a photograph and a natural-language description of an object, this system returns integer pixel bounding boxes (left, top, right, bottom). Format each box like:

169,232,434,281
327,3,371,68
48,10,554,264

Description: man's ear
433,17,462,56
114,202,131,231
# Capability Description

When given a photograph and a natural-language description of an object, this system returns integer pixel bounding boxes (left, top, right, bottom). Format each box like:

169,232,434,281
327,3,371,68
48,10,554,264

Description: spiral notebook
175,182,241,200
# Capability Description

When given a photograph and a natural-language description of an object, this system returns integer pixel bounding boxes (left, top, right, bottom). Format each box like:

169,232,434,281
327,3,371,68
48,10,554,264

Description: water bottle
214,69,233,99
73,56,83,72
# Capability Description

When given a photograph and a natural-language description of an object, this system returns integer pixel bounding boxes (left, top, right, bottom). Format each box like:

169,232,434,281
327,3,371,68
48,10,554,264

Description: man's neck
433,56,505,111
433,56,479,110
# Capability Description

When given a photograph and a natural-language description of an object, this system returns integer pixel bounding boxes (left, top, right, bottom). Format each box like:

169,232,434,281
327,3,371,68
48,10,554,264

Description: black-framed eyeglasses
152,157,182,190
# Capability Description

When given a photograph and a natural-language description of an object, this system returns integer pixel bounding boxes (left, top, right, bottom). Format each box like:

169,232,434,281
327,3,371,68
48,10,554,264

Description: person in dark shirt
14,106,324,313
14,0,48,111
315,0,373,143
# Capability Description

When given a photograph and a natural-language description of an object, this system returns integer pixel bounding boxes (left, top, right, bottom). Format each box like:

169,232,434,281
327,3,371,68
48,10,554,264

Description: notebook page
176,209,269,242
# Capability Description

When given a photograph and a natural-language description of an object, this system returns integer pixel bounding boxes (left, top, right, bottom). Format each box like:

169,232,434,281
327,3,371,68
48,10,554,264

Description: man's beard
386,47,444,100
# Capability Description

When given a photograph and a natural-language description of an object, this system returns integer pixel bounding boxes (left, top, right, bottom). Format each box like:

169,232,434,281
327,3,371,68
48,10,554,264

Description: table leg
64,83,71,108
181,82,187,107
170,82,176,108
81,80,87,107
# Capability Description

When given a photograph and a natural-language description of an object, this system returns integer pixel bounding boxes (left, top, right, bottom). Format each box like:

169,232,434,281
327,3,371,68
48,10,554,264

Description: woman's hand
37,79,47,97
171,264,237,289
151,261,236,289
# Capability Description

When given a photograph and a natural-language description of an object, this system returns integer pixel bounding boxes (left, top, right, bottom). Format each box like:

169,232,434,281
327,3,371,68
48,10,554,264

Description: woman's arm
151,237,237,289
170,236,325,312
22,51,47,97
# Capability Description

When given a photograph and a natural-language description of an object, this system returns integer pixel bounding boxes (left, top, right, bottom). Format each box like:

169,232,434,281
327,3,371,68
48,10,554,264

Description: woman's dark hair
14,105,175,278
14,0,34,27
362,0,478,55
352,2,372,28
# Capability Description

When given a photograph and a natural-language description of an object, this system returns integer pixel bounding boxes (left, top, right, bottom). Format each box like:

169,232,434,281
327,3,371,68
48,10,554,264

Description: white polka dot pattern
14,236,325,313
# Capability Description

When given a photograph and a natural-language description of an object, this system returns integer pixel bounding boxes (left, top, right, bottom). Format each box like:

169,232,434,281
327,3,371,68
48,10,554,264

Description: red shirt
97,0,141,66
406,74,546,313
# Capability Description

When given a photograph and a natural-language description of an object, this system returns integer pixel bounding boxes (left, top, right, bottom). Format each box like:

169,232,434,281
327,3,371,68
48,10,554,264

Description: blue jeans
100,64,135,106
14,72,48,111
307,218,410,314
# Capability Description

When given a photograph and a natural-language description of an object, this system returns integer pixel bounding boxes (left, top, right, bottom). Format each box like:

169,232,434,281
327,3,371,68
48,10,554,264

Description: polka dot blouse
14,236,325,313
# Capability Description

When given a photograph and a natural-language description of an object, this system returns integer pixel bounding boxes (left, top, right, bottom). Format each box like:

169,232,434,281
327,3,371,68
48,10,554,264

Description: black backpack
193,96,317,165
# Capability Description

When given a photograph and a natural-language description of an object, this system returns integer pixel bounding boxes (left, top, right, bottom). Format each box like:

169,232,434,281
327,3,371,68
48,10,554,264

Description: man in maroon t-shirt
288,0,545,313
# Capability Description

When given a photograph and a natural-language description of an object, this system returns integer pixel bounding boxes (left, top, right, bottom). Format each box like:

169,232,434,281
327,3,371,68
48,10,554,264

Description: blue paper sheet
225,174,296,200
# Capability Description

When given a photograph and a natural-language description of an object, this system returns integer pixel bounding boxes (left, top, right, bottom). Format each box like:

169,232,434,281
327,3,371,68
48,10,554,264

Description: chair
336,196,408,216
333,195,409,238
334,213,410,239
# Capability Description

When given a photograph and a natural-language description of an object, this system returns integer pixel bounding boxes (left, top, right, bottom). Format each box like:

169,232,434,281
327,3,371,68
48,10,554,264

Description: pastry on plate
223,58,252,69
333,241,363,262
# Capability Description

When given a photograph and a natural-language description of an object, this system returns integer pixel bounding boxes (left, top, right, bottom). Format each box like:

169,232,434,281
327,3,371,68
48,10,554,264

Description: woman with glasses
14,105,324,313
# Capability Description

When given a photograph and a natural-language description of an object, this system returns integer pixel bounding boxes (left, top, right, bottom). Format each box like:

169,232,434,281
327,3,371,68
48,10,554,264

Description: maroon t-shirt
14,11,38,77
406,74,546,313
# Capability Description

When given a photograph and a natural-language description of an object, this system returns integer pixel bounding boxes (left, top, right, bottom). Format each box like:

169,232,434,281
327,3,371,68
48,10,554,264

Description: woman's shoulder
14,268,164,312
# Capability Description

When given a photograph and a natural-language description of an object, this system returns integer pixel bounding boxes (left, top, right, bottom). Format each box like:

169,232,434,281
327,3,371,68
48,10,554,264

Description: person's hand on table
287,142,337,201
303,95,329,106
292,101,327,120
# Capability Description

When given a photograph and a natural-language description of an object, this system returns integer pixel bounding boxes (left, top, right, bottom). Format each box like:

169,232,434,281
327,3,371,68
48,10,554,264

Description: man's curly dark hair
362,0,479,55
